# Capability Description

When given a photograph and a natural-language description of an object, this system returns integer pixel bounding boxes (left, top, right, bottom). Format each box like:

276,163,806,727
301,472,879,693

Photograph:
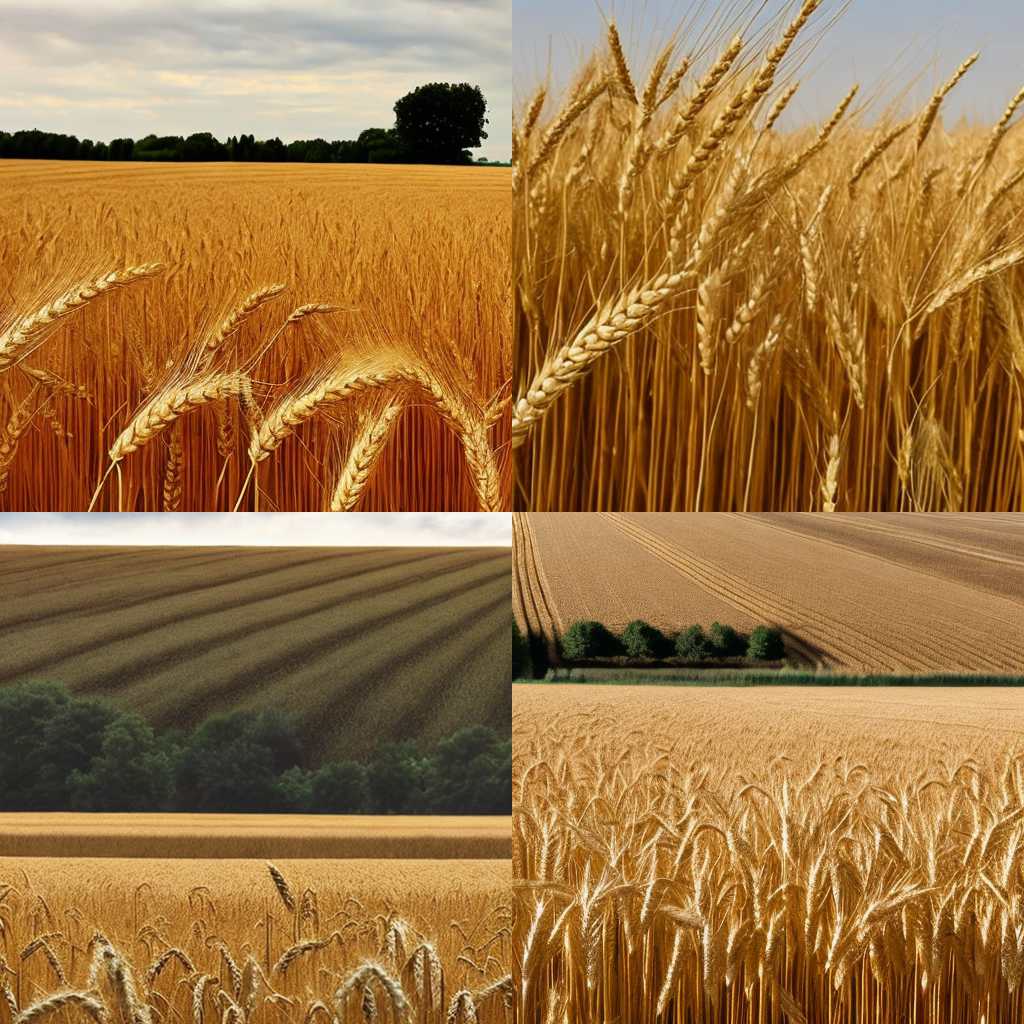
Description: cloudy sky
0,513,511,547
0,0,510,161
515,0,1024,126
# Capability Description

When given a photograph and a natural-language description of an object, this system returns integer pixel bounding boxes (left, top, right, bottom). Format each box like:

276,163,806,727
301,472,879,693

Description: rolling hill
0,543,510,759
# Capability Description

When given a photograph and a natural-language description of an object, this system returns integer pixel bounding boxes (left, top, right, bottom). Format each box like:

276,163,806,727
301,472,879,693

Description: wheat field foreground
514,684,1024,1023
0,815,510,859
514,512,1024,673
0,858,511,1023
0,160,510,512
514,1,1024,511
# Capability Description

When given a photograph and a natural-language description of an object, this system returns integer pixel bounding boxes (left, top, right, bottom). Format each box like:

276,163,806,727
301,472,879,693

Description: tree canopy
0,682,509,813
394,83,488,164
0,82,497,166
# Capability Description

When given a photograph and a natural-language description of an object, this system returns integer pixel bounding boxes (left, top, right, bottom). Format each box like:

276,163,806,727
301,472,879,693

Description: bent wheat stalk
0,265,163,373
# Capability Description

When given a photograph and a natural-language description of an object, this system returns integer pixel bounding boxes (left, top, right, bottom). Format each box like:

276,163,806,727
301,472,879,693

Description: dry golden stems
515,8,1024,510
514,707,1024,1024
0,264,164,373
197,284,286,371
251,359,503,512
329,401,403,511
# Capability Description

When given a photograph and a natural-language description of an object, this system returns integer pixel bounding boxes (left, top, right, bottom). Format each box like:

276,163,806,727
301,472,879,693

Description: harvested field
0,160,510,511
513,512,1024,673
0,543,511,759
514,684,1024,1022
0,814,510,859
0,857,511,1023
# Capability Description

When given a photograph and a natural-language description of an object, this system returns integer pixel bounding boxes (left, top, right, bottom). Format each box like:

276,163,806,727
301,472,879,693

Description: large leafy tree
393,83,488,164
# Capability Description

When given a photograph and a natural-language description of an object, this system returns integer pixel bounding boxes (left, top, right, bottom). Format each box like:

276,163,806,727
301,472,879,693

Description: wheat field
513,512,1024,673
0,858,511,1024
0,161,510,511
514,684,1024,1023
514,0,1024,511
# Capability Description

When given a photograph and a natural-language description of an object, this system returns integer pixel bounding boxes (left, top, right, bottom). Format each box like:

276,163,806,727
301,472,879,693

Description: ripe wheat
514,3,1024,510
0,162,510,510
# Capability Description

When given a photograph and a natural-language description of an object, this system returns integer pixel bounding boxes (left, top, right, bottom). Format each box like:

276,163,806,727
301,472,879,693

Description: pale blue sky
514,0,1024,125
0,513,511,547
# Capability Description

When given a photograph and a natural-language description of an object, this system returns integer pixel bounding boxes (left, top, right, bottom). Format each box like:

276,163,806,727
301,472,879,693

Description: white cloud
0,1,510,160
0,513,511,547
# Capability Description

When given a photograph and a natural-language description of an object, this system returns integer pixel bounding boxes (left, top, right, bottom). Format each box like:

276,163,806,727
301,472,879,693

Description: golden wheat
514,685,1024,1023
0,162,510,510
514,4,1024,510
1,862,511,1024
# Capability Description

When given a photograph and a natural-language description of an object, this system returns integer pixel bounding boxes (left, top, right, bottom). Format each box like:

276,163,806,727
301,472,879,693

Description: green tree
69,716,175,811
708,622,745,658
311,761,370,813
747,626,785,661
176,711,302,811
426,726,508,813
560,620,620,661
393,83,487,164
366,741,429,813
620,620,669,660
676,625,712,661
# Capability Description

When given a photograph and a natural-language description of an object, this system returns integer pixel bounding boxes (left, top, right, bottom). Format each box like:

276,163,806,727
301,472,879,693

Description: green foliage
708,622,745,658
561,620,621,660
747,626,786,661
394,82,488,164
0,83,490,166
310,761,370,813
620,620,669,660
675,625,712,661
0,683,508,814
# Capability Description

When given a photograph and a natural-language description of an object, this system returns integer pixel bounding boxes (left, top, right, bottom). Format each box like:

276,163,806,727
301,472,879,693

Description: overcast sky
514,0,1024,126
0,0,510,161
0,513,511,547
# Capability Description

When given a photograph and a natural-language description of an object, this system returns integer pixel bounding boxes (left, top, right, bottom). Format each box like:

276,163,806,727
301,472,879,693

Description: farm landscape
0,517,513,1024
514,512,1024,675
513,511,1024,1022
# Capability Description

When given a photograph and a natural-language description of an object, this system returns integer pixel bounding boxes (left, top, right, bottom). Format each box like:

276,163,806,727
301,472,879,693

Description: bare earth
0,813,510,858
514,512,1024,672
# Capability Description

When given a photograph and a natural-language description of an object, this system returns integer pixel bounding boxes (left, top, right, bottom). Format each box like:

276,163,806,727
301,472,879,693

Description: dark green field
0,544,510,759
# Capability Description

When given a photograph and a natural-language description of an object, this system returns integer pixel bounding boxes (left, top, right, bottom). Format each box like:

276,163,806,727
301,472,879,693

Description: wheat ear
512,267,691,446
109,372,252,462
197,284,285,370
14,992,108,1024
0,264,163,373
330,402,403,511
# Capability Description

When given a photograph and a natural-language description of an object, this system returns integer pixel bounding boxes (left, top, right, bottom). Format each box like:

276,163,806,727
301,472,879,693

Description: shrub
560,620,620,660
747,626,785,661
709,621,745,658
621,620,669,660
675,625,711,661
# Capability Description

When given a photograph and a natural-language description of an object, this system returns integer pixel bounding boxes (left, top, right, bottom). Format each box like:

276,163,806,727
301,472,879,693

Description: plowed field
0,543,511,758
513,513,1024,673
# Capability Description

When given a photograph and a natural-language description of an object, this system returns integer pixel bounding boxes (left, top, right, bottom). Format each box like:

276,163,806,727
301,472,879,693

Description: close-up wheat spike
514,0,1024,511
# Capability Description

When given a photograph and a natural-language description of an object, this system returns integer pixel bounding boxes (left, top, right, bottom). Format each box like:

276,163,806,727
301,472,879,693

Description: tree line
0,83,497,165
0,682,509,814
